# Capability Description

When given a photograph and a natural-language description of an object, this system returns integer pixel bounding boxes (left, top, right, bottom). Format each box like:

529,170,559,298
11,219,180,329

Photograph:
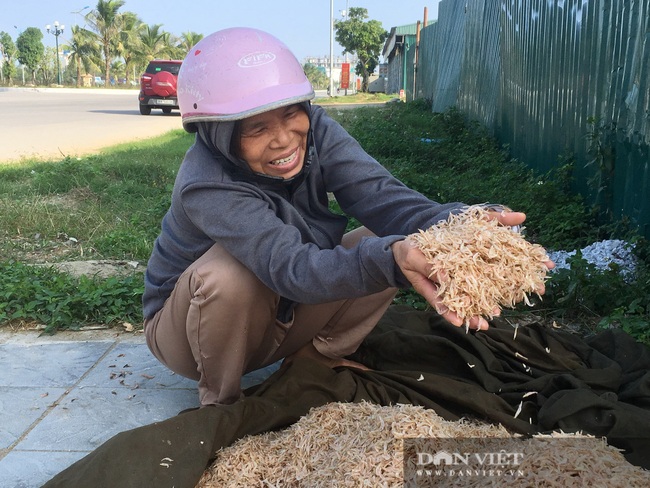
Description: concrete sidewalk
0,328,278,488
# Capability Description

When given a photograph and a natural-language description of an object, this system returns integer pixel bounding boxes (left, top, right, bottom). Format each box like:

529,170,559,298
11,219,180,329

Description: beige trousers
144,227,397,405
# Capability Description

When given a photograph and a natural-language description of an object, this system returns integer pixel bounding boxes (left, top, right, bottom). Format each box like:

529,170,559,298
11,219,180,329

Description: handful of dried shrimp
411,205,549,325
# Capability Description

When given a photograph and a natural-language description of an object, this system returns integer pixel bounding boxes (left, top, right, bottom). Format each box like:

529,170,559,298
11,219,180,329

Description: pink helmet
178,27,314,131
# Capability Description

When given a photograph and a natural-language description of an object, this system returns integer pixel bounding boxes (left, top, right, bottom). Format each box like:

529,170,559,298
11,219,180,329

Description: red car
138,59,182,115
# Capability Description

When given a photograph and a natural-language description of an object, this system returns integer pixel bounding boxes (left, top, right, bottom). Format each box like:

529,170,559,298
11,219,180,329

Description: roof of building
392,23,419,36
382,23,420,58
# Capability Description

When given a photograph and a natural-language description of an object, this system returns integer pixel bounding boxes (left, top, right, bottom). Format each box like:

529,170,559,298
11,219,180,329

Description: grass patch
326,103,603,250
325,101,650,344
0,130,191,263
0,130,191,331
0,260,143,333
1,102,648,344
315,92,396,105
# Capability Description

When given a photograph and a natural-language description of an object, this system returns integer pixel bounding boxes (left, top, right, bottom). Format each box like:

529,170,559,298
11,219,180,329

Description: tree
110,58,125,82
16,27,44,85
137,24,173,61
64,25,101,87
6,7,206,88
39,46,58,85
303,63,329,90
177,31,203,58
85,0,125,86
115,11,143,85
335,7,387,92
0,31,17,84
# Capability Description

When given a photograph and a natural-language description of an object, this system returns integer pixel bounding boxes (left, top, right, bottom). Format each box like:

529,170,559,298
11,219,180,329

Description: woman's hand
391,237,492,329
391,210,554,331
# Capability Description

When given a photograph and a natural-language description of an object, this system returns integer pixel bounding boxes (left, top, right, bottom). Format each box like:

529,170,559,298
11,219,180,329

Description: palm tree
110,59,125,83
115,11,142,85
138,24,173,61
177,31,203,58
85,0,125,87
64,26,101,87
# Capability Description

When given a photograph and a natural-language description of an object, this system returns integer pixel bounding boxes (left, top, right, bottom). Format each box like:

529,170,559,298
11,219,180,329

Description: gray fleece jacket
142,104,463,320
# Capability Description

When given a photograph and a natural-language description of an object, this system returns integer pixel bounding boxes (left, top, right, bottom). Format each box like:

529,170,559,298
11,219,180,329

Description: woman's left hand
391,237,492,329
392,209,555,330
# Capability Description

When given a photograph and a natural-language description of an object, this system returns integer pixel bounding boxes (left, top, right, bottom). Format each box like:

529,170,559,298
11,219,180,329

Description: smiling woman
141,26,552,407
236,105,310,179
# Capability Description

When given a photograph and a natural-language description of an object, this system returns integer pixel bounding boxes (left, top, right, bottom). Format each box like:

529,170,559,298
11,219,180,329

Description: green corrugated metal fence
407,0,650,237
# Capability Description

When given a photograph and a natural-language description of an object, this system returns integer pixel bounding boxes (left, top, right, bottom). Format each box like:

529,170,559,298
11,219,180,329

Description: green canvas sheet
44,306,650,488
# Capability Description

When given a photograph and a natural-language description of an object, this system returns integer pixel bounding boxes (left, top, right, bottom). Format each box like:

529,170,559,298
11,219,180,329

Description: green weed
327,102,649,345
0,260,143,333
1,103,648,344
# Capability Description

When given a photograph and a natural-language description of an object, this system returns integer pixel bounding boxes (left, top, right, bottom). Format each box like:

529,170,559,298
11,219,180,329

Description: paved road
0,87,183,164
0,88,337,164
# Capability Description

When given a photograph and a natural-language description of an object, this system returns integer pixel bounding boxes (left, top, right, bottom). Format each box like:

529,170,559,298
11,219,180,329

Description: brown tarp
43,306,650,488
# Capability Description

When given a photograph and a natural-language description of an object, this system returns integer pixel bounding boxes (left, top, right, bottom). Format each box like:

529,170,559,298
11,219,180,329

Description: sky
1,0,441,62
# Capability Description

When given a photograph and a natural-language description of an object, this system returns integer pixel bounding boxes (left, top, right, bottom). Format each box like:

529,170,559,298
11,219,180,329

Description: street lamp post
46,21,65,85
71,6,90,27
